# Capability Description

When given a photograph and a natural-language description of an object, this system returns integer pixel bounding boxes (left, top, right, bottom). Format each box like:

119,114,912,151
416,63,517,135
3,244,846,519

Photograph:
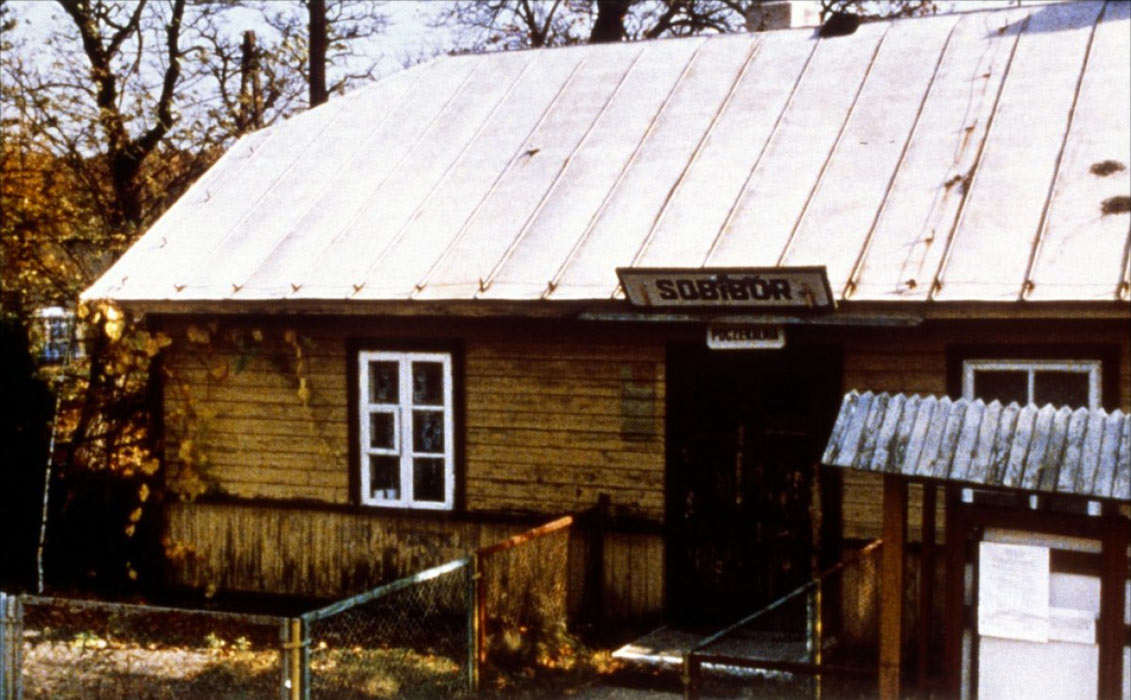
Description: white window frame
358,350,454,510
962,359,1101,409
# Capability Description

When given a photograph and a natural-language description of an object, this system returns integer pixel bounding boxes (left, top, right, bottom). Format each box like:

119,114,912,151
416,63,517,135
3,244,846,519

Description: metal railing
684,540,884,700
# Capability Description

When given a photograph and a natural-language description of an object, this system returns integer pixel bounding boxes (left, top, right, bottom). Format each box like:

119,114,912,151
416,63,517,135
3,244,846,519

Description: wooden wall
165,500,664,618
159,319,665,519
464,341,664,519
157,317,666,610
155,314,1127,610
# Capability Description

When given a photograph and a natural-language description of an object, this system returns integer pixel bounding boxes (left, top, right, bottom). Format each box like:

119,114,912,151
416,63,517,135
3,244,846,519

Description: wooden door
666,343,841,624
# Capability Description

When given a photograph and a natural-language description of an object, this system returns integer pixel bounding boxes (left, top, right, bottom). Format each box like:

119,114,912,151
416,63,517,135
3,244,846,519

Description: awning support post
879,474,906,700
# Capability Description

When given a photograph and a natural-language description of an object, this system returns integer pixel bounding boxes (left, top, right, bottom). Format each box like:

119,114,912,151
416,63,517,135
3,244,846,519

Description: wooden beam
917,483,936,689
942,487,966,699
880,475,907,700
1098,512,1128,699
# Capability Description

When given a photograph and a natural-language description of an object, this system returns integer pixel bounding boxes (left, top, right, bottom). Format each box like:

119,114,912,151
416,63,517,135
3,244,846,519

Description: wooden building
83,1,1129,693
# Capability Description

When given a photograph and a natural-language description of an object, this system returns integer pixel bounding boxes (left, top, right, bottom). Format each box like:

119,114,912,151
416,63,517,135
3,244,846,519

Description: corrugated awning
822,391,1131,502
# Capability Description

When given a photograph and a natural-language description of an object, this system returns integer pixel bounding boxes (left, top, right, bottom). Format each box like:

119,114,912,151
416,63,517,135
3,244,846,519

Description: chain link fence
685,540,884,699
300,558,474,699
10,594,284,700
475,515,575,680
0,515,587,699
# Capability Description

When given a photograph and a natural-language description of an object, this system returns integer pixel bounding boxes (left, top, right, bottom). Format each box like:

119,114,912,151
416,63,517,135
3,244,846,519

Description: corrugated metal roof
822,391,1131,502
83,1,1131,307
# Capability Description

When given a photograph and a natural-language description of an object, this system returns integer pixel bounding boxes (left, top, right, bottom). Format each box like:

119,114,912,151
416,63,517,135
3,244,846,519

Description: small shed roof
83,1,1131,308
822,391,1131,502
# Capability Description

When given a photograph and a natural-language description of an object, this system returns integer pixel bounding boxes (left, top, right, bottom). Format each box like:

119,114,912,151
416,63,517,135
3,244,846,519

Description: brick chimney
744,1,822,31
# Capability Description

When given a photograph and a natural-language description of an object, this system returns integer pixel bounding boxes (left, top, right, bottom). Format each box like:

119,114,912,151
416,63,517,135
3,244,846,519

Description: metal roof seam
843,18,962,300
625,35,765,271
349,52,542,298
172,92,358,297
775,24,893,268
544,38,711,300
929,11,1030,301
229,58,427,297
280,57,474,298
410,51,591,299
474,44,649,298
93,121,277,298
1020,1,1107,302
1120,238,1131,301
701,36,823,267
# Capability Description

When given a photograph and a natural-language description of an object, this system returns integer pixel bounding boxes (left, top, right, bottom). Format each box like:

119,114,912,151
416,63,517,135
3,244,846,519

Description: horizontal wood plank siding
158,320,666,520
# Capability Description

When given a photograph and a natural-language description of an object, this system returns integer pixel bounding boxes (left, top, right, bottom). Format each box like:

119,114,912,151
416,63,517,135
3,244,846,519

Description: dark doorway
666,342,841,625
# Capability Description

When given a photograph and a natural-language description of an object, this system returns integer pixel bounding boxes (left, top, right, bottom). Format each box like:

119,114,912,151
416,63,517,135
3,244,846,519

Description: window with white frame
962,359,1101,409
358,351,454,509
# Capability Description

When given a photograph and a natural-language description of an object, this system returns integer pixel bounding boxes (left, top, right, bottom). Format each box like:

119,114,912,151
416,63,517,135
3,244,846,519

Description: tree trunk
239,30,263,133
590,0,630,43
307,0,328,106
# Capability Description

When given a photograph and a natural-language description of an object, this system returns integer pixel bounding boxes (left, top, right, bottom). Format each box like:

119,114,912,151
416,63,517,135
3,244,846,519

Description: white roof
84,1,1131,309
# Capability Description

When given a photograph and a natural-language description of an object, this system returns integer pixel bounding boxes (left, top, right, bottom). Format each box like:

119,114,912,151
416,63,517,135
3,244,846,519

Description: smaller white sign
707,323,786,350
978,541,1050,643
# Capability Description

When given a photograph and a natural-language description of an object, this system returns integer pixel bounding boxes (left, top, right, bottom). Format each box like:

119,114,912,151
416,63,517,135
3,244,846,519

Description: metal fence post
278,618,290,700
1,592,8,700
281,617,306,700
299,617,310,700
467,559,479,692
1,593,23,700
475,550,487,669
682,652,700,700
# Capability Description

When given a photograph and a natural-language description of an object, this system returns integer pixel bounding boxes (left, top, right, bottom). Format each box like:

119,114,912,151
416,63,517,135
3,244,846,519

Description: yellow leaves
209,359,229,381
124,524,136,538
128,507,143,522
296,377,311,405
186,324,210,344
140,458,160,476
104,304,125,341
138,483,150,502
144,331,172,357
177,439,195,462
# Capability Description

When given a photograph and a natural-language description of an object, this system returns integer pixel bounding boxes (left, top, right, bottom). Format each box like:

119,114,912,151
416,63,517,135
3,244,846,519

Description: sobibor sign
617,267,834,310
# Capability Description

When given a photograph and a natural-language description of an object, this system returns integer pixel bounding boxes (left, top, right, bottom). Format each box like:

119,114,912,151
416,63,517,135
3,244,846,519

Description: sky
8,1,1054,83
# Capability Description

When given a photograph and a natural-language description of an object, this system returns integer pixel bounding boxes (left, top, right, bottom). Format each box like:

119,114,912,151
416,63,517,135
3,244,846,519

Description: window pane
1034,371,1090,408
412,362,444,405
368,361,398,403
413,458,445,502
413,410,444,453
973,370,1028,405
369,412,396,449
369,456,400,498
